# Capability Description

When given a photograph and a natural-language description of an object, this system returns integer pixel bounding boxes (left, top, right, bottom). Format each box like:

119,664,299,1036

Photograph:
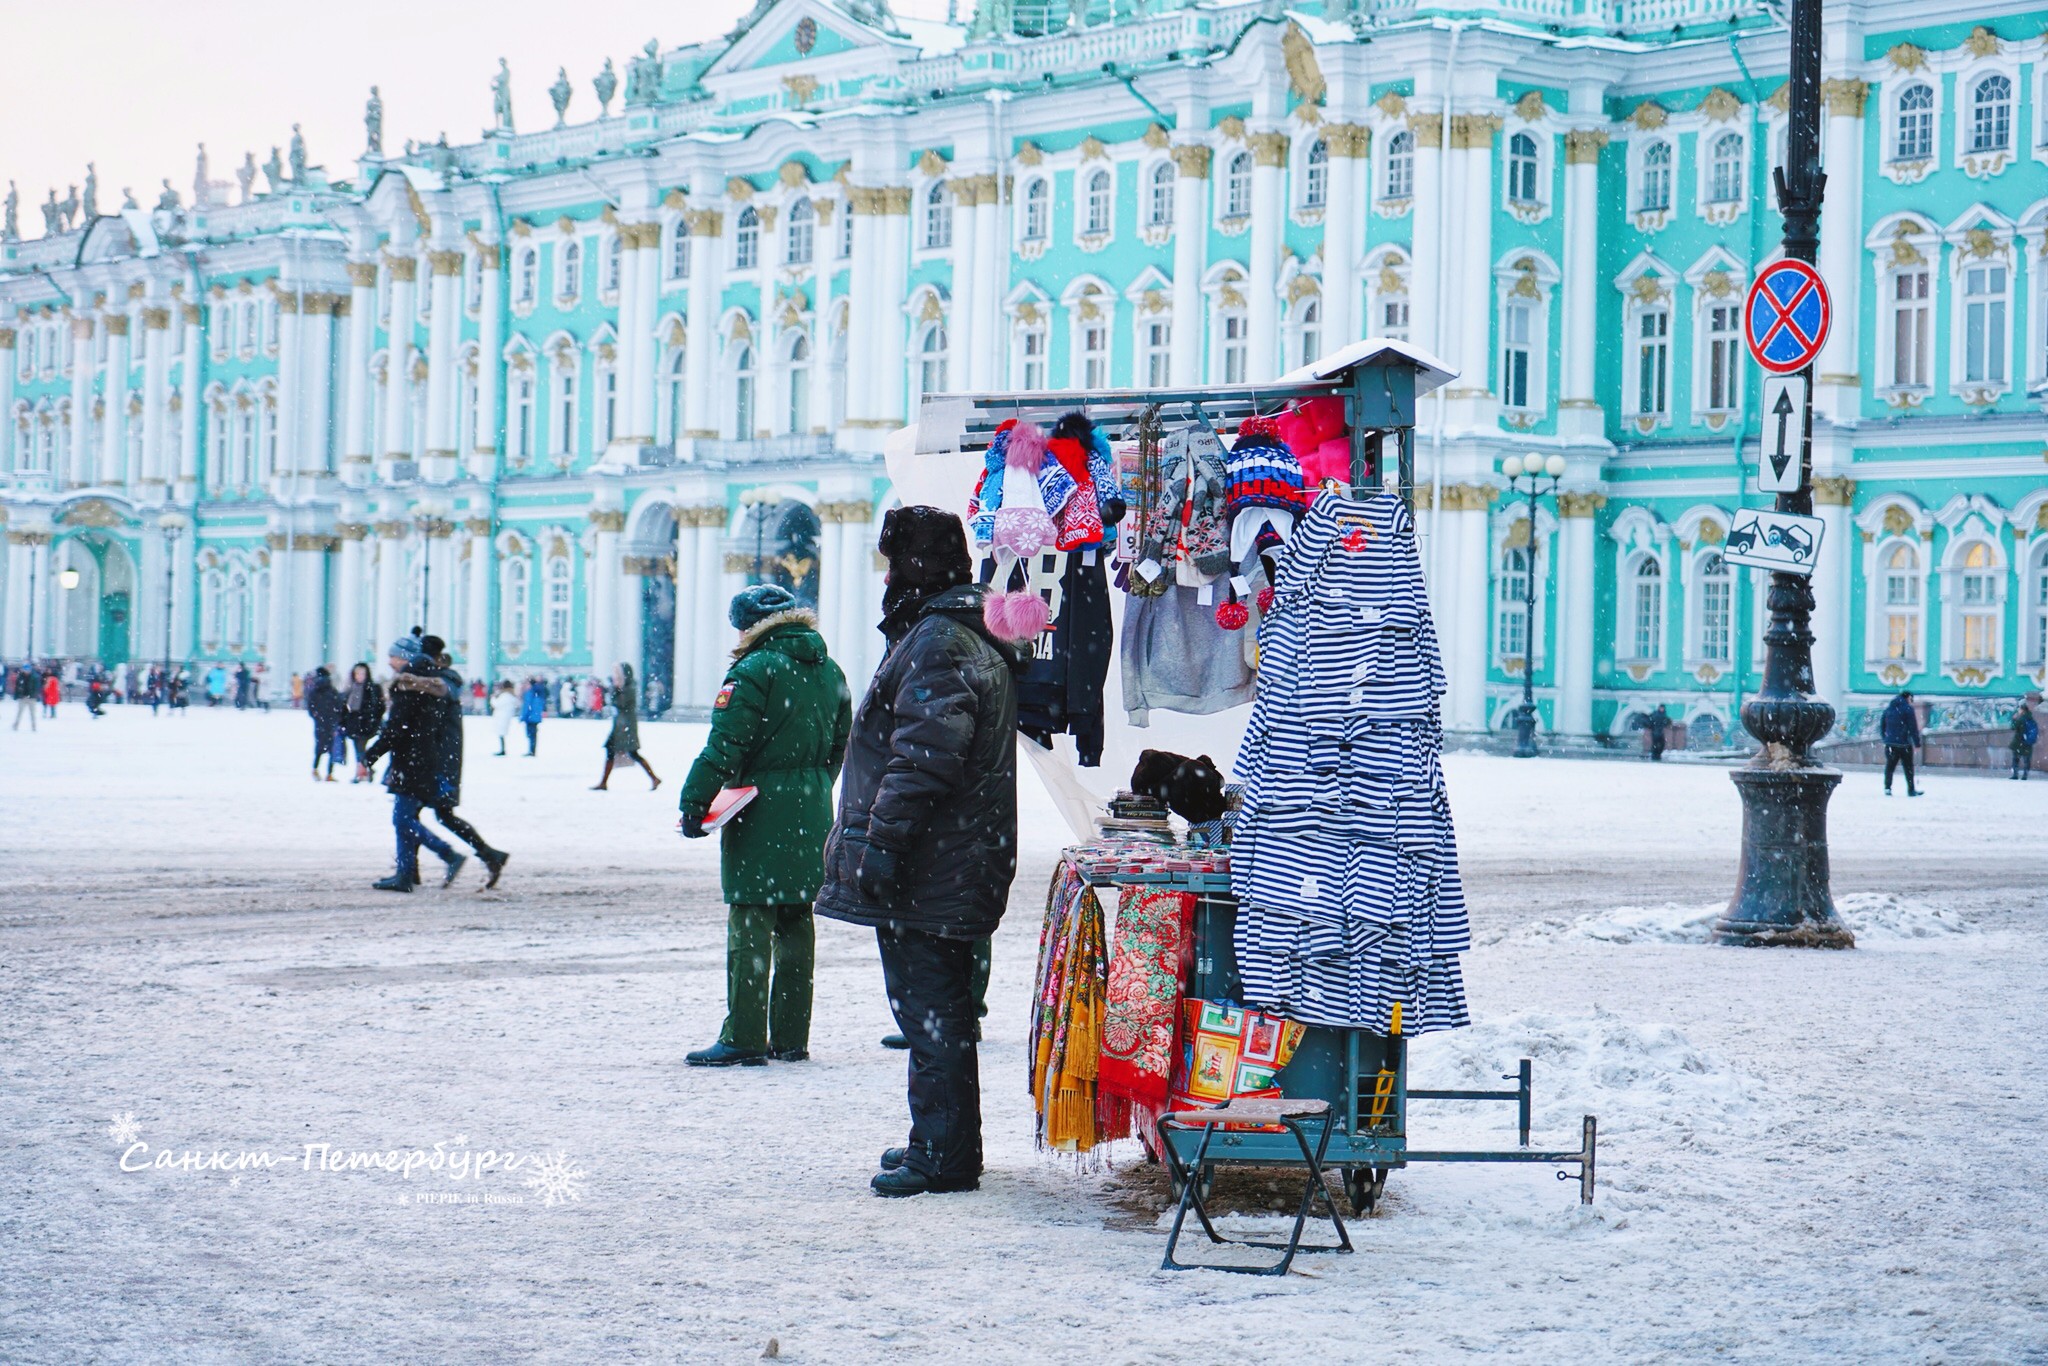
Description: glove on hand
679,813,709,839
856,844,905,906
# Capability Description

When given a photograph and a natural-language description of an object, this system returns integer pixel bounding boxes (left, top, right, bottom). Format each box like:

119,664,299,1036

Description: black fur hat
878,505,972,591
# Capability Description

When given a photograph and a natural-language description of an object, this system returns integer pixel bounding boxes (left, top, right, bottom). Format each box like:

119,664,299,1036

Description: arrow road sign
1723,507,1826,578
1758,373,1808,493
1745,260,1831,375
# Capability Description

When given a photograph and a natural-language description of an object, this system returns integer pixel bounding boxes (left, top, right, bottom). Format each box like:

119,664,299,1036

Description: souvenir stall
910,343,1597,1274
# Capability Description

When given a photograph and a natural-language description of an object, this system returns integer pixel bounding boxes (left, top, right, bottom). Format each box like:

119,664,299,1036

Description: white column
373,520,407,651
589,509,623,675
844,196,880,430
843,504,879,693
425,251,461,476
694,504,725,704
1247,130,1286,380
470,247,502,480
1558,129,1608,443
968,180,1002,390
1556,493,1600,735
333,525,367,668
1810,479,1853,711
1445,486,1491,732
1814,81,1866,425
877,192,911,424
67,316,93,487
670,512,704,705
177,306,202,499
811,211,839,406
3,535,36,657
101,314,132,486
0,322,14,474
1451,120,1497,422
289,543,327,677
299,297,334,475
1408,115,1446,361
264,531,294,678
272,293,302,492
815,504,846,669
1321,126,1365,347
683,212,723,443
464,518,494,679
141,306,172,491
948,179,977,395
25,534,55,656
381,259,416,463
342,262,377,478
631,224,662,444
1170,146,1209,384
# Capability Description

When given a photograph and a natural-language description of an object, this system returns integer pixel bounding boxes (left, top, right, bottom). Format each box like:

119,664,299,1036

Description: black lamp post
1500,453,1566,758
162,518,183,705
1710,0,1853,949
23,536,40,666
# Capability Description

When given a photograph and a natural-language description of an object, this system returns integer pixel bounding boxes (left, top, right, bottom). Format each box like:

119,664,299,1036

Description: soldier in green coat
679,585,852,1067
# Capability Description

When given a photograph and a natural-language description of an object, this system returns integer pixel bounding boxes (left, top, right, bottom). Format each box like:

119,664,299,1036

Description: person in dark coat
416,634,509,889
592,662,660,790
815,506,1027,1198
2009,700,2038,781
679,585,852,1068
364,636,464,891
341,662,385,782
1880,690,1922,797
1645,704,1670,761
306,666,347,781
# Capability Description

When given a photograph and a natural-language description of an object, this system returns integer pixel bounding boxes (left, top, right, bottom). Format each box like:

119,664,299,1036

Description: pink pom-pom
1005,421,1048,473
1256,586,1276,614
1215,600,1251,631
984,589,1051,642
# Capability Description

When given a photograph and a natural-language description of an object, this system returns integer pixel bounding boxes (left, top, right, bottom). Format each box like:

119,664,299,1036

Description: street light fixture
162,519,184,709
1499,453,1568,758
59,567,80,591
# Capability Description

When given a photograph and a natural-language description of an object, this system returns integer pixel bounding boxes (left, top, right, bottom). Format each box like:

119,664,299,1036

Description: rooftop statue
365,87,384,156
2,181,17,242
40,188,59,236
121,187,138,211
56,185,78,230
193,144,210,208
290,125,308,182
158,179,182,212
82,163,99,221
625,40,660,106
594,59,617,117
263,146,284,194
549,68,573,127
492,58,515,132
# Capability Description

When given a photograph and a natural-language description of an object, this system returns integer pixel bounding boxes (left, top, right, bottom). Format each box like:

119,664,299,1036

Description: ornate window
603,234,622,295
510,371,535,462
224,569,250,650
595,362,618,448
786,197,815,266
466,252,484,311
1638,141,1672,212
1018,318,1048,390
1626,554,1664,662
1382,131,1414,202
2026,541,2048,667
1887,265,1932,389
1695,551,1732,664
260,394,279,478
922,183,953,251
668,221,691,281
1295,299,1319,372
1075,318,1108,389
1633,306,1670,421
1701,302,1741,416
1969,75,2011,153
839,204,854,259
734,207,759,270
515,248,538,304
660,349,687,442
1960,260,2009,385
500,553,529,649
1506,132,1540,204
1222,151,1253,220
785,332,811,435
1707,132,1744,204
1146,160,1175,228
558,239,582,303
543,554,572,648
1881,541,1922,663
1303,138,1329,210
1949,539,2003,665
1495,547,1530,659
1083,169,1113,238
1894,84,1934,161
1500,300,1534,411
552,357,578,459
200,568,223,644
1141,317,1171,386
731,343,755,437
1022,179,1050,242
915,324,948,401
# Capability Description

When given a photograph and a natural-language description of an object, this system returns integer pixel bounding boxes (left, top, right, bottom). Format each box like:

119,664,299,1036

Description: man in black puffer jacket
816,506,1025,1197
364,635,465,892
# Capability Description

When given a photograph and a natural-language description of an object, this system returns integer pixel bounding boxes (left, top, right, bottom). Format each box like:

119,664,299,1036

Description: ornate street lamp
1710,0,1853,949
1499,453,1566,758
162,517,185,705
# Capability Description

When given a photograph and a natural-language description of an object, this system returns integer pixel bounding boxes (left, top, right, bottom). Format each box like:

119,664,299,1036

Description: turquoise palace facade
1,0,2044,736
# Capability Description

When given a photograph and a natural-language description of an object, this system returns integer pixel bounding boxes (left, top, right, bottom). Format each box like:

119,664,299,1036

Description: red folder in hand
701,786,759,832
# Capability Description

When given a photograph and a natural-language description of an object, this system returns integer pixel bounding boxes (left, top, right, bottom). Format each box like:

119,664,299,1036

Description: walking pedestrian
1881,689,1923,797
2009,699,2038,781
234,664,253,709
680,585,851,1069
591,663,661,791
170,669,190,711
41,670,60,718
11,663,38,731
1645,704,1671,761
520,676,546,756
364,637,462,892
416,634,510,889
490,680,519,756
85,670,107,718
306,666,346,781
205,664,226,707
814,507,1027,1198
342,662,385,781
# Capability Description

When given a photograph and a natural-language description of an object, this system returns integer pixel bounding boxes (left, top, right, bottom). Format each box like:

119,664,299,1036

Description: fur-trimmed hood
733,608,825,660
390,670,451,699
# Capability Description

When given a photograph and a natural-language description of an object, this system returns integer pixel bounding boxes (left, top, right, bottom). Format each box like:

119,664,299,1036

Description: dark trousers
721,904,814,1053
524,721,539,755
393,795,456,876
1884,744,1917,793
877,924,983,1182
2013,746,2034,779
313,722,340,769
431,805,496,859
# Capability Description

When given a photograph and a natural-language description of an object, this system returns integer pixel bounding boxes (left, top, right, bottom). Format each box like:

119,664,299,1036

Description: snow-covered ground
2,706,2044,1363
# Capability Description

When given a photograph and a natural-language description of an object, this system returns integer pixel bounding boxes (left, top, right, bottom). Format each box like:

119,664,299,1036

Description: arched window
1296,299,1320,370
785,332,811,435
553,359,578,458
501,555,529,647
1708,132,1744,203
923,182,953,251
1141,316,1171,386
1955,541,2001,663
1639,141,1672,212
466,252,484,311
732,343,755,437
261,397,279,478
543,555,572,648
786,197,815,266
1962,260,2009,385
669,221,691,281
1697,552,1732,663
241,301,259,353
2027,542,2048,666
595,362,618,447
734,207,759,270
1703,300,1741,414
1882,542,1920,661
1507,132,1539,203
558,240,582,302
603,234,622,295
1634,303,1670,419
224,570,250,650
661,349,686,443
1383,131,1414,201
917,324,948,399
1304,139,1329,210
200,569,224,644
1628,555,1664,661
838,205,853,258
1969,75,2011,153
235,404,256,486
1147,160,1175,228
206,400,228,489
1018,318,1049,390
515,248,538,304
1022,179,1050,241
510,370,535,462
1894,84,1934,161
1222,151,1253,219
1496,546,1530,659
1888,264,1932,388
1076,316,1108,390
1083,170,1112,237
1500,299,1534,411
1219,307,1248,384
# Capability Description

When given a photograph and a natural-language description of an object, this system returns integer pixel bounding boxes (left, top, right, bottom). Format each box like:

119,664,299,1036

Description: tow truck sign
1723,507,1826,577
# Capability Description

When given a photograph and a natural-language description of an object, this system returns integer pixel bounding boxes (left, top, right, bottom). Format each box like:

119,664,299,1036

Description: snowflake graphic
228,1175,242,1189
108,1113,141,1146
523,1152,587,1207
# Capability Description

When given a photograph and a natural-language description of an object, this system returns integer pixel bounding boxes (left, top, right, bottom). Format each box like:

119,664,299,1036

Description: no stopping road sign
1745,260,1831,375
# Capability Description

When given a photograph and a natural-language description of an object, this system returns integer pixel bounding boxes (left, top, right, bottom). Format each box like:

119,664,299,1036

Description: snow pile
1511,893,1974,946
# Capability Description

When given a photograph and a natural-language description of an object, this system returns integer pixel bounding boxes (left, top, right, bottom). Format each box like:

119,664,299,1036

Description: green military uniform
679,607,852,1056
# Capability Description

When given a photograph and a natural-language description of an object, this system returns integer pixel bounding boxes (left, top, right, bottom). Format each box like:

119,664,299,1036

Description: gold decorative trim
1449,115,1502,149
1629,101,1668,131
1513,91,1547,122
1698,88,1741,122
1170,145,1212,179
1821,79,1868,119
1249,131,1291,167
1812,477,1856,506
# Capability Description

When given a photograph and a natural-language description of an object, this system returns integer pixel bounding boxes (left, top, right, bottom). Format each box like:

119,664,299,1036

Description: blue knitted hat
729,583,799,632
387,635,426,664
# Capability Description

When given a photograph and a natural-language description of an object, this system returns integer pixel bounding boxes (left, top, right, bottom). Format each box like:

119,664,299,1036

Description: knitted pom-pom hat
1224,415,1305,518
